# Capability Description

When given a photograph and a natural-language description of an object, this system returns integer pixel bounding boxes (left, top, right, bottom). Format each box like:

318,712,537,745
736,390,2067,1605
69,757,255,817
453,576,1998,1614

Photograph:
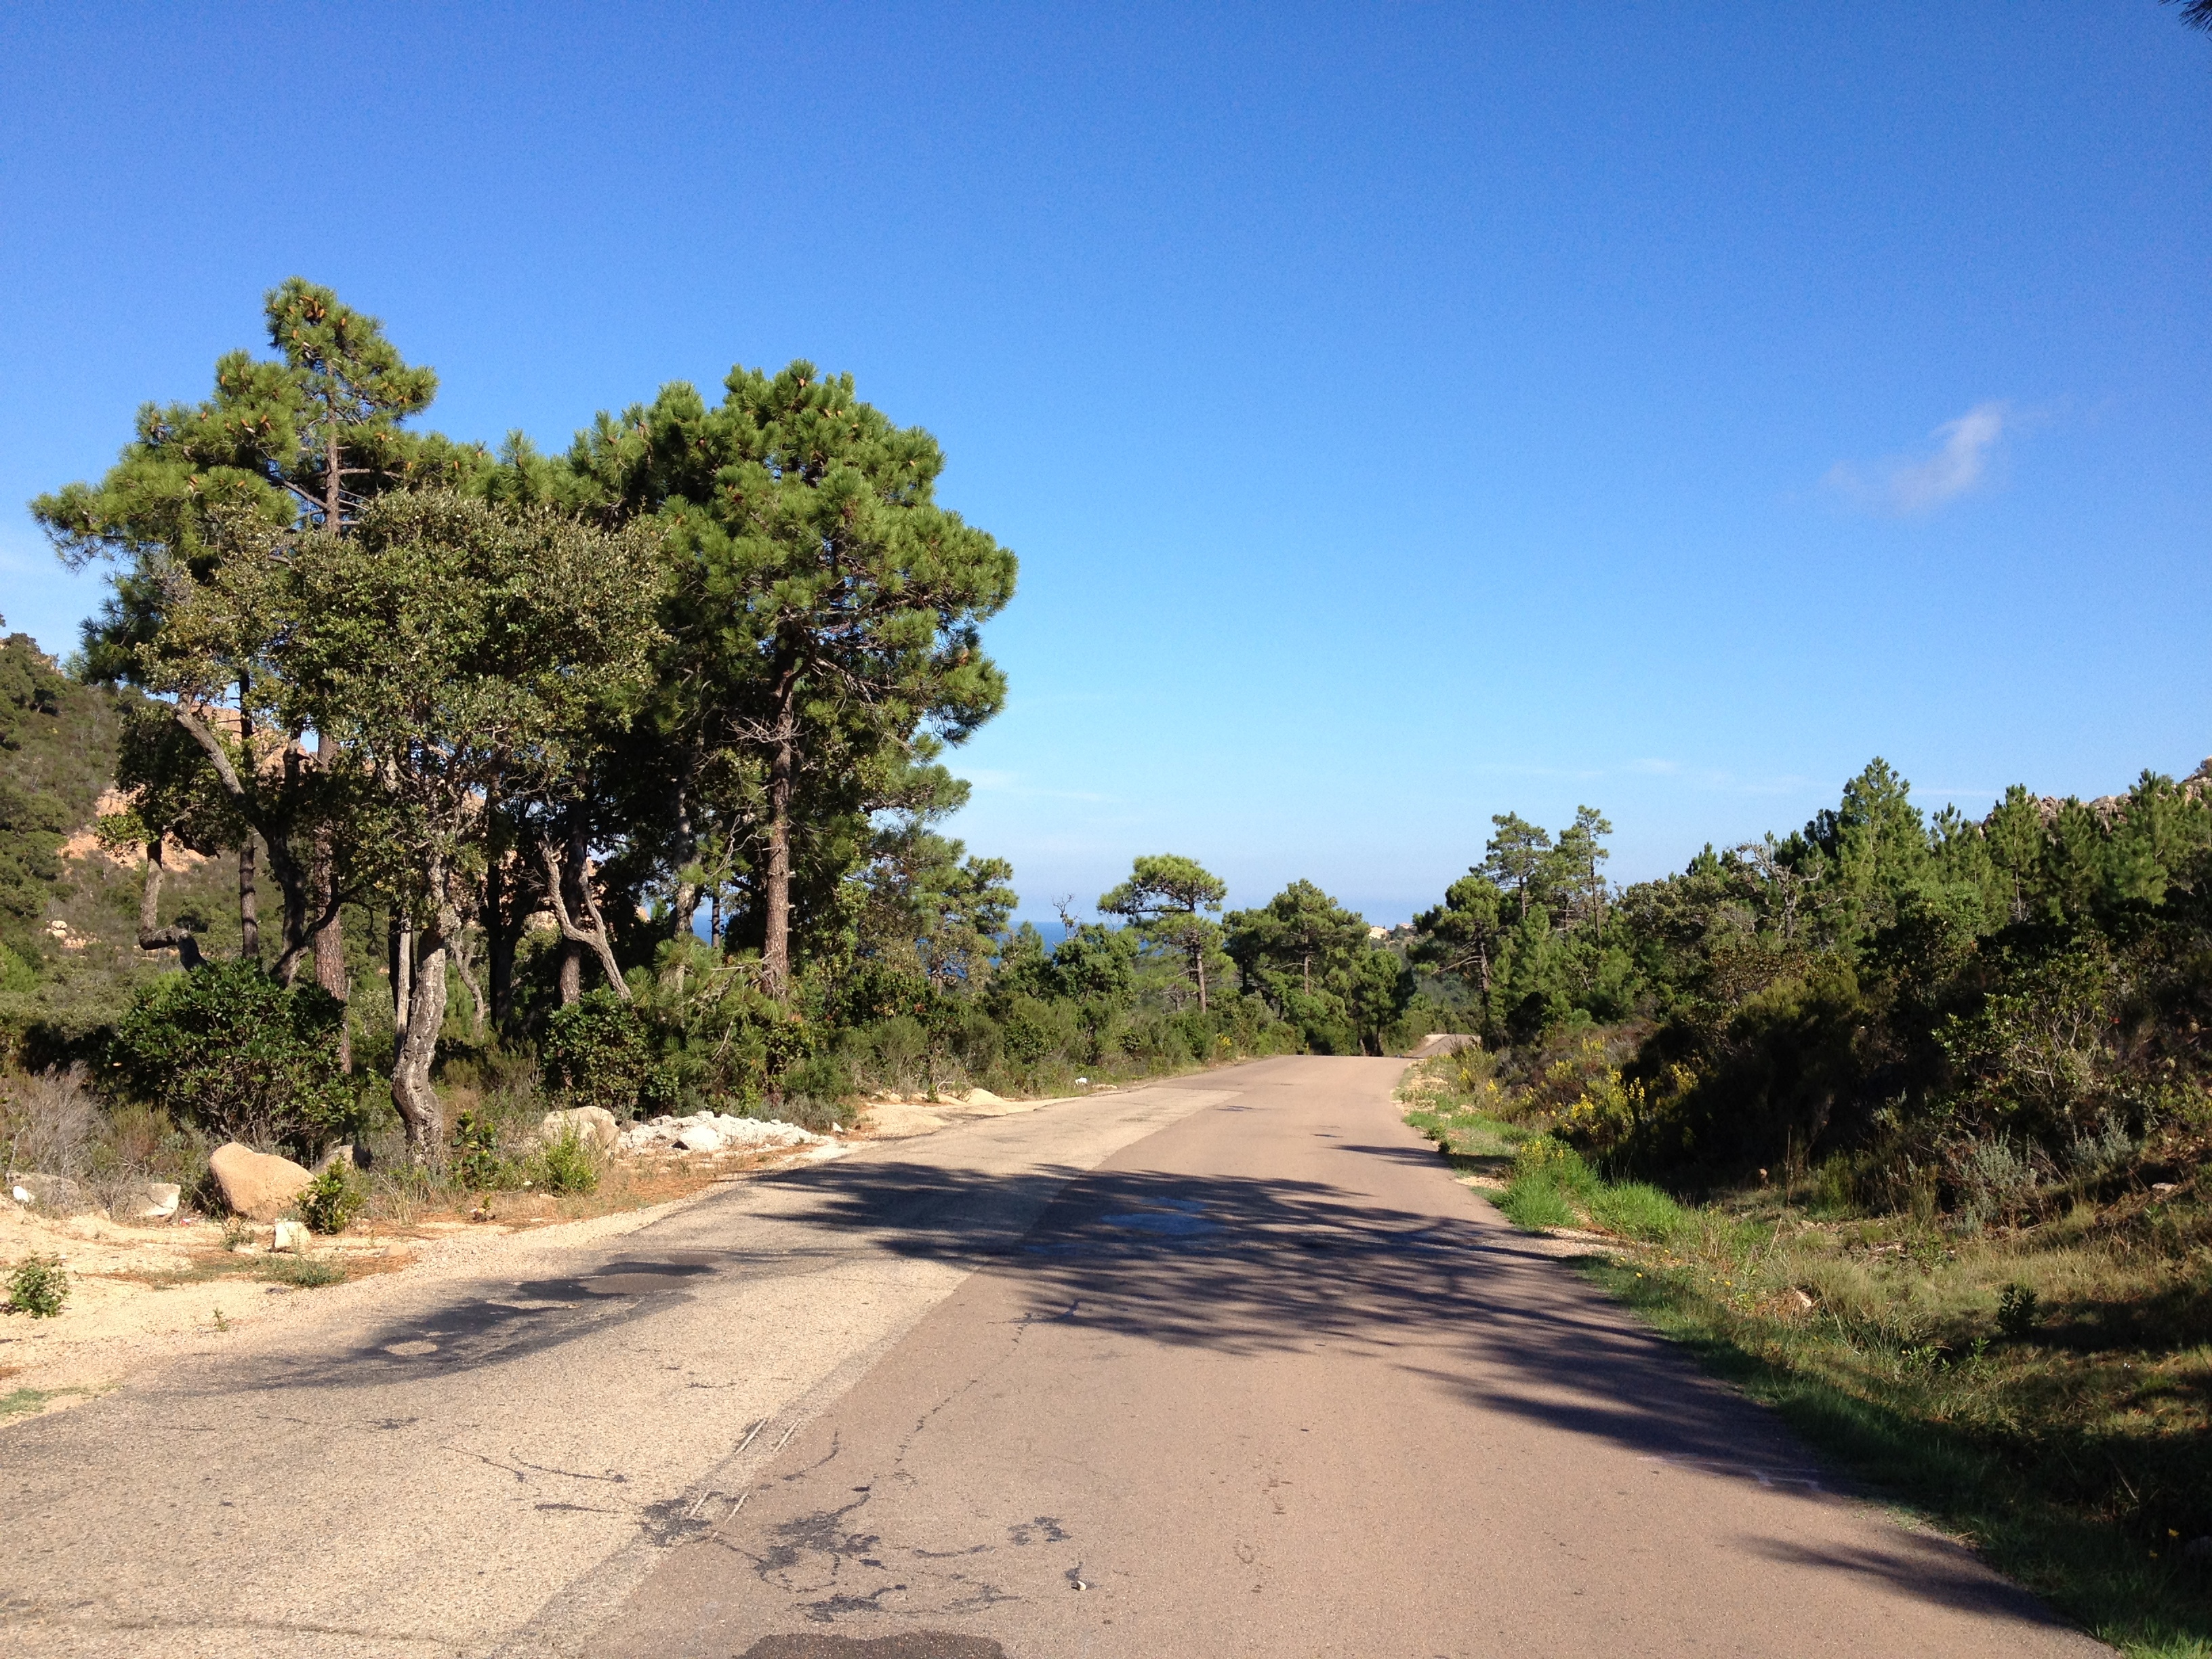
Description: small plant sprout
1996,1283,2042,1340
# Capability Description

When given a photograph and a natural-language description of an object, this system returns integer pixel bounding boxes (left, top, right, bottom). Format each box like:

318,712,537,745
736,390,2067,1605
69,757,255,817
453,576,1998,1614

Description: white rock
110,1181,181,1222
272,1219,311,1252
673,1123,725,1153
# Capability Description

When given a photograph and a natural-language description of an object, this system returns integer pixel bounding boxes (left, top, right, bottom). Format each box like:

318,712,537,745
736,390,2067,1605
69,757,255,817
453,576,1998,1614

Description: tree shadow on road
745,1155,2093,1640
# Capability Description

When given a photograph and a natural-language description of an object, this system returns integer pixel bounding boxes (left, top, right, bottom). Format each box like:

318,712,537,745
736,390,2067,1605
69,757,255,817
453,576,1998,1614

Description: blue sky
3,4,2207,924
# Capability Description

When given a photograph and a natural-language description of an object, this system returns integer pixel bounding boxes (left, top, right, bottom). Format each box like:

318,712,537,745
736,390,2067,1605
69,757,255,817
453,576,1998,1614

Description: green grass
1496,1176,1579,1230
133,1252,351,1290
1397,1055,2212,1657
0,1385,88,1423
258,1254,345,1288
1589,1255,2212,1658
1585,1180,1690,1243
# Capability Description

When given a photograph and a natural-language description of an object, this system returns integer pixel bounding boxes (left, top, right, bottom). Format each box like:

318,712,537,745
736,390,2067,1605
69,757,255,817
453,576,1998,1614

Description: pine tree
559,362,1016,996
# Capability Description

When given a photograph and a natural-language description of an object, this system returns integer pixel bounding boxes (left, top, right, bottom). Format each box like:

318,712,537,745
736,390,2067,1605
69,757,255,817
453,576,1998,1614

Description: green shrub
1996,1282,2042,1339
1513,1134,1598,1195
4,1254,68,1317
294,1165,364,1235
533,1128,600,1195
108,960,355,1154
451,1109,522,1191
541,990,676,1119
780,1050,853,1113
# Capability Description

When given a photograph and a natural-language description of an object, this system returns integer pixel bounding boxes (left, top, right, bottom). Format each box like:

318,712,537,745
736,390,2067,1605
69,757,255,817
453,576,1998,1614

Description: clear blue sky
3,4,2207,924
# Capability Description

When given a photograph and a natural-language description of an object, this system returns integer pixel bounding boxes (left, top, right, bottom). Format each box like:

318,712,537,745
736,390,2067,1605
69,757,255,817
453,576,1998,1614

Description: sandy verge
0,1089,1083,1420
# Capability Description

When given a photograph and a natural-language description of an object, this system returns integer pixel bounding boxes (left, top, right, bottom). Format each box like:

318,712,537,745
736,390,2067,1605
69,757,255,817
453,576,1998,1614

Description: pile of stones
616,1111,832,1157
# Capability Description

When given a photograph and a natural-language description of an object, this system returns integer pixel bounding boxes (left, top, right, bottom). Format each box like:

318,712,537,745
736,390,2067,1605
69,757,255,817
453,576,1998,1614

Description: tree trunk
762,729,794,998
391,905,451,1157
485,853,517,1032
237,838,259,960
1194,941,1208,1012
311,734,348,1036
392,914,413,1061
171,703,314,979
451,933,487,1035
541,832,628,1000
136,837,204,969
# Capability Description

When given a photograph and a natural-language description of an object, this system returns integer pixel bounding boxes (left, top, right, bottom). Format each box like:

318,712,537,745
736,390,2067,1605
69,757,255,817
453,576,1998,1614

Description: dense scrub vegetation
1407,756,2212,1212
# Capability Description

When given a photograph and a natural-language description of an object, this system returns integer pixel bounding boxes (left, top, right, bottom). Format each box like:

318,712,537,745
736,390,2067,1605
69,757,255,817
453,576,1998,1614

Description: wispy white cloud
1825,401,2010,516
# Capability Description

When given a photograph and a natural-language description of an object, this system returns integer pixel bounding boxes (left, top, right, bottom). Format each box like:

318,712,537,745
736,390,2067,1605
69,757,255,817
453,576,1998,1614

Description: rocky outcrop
208,1143,313,1221
1990,756,2212,832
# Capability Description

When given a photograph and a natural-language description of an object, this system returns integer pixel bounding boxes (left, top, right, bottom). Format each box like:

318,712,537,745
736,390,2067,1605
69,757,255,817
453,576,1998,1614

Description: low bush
533,1128,600,1195
108,961,358,1155
4,1254,68,1317
0,1064,97,1179
540,990,676,1119
294,1165,365,1235
450,1109,523,1191
260,1254,344,1288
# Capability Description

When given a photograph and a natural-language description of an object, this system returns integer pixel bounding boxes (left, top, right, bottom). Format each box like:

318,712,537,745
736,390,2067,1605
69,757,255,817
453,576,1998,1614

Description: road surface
1,1057,2104,1657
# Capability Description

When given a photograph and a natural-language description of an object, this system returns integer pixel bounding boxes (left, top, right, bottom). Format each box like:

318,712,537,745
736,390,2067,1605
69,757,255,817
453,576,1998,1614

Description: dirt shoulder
0,1088,1080,1418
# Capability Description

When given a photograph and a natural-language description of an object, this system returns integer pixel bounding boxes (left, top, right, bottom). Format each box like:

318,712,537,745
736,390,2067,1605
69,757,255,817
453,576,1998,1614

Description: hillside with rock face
2001,756,2212,830
0,632,243,1063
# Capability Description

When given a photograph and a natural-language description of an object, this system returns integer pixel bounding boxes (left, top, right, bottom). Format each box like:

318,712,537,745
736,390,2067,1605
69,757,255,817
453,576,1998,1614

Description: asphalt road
1,1058,2106,1658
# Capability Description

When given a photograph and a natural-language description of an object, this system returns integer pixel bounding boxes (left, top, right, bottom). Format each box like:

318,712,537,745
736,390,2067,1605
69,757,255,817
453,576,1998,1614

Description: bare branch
538,838,630,1000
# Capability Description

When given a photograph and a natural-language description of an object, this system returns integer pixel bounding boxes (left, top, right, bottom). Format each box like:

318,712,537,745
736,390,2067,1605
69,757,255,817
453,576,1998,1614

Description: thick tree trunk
136,837,204,969
237,838,259,960
762,731,794,998
391,909,451,1157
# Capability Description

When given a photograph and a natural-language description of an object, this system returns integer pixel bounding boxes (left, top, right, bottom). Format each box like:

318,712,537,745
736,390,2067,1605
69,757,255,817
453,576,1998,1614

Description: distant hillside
0,632,244,1061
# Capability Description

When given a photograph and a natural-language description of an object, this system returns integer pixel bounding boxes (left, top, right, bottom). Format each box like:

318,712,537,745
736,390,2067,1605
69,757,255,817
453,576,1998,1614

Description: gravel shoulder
0,1091,1082,1414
